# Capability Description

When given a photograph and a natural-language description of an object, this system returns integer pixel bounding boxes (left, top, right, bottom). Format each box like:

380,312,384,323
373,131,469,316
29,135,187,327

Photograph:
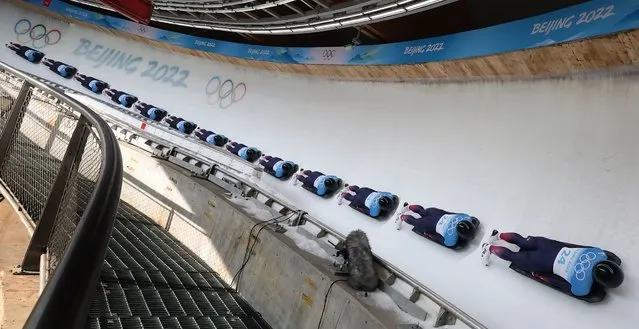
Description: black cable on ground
231,211,296,291
233,212,289,283
233,212,295,291
240,212,288,263
317,279,348,329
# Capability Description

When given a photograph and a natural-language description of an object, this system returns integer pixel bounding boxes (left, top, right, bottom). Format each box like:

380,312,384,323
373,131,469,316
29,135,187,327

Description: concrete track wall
116,142,412,329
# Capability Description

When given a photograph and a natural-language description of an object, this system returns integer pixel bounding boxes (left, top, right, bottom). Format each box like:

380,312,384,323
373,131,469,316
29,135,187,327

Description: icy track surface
83,79,639,329
2,6,637,325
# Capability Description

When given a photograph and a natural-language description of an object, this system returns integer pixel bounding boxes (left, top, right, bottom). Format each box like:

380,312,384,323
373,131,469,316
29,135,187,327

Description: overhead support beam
240,33,262,43
363,25,388,42
242,12,260,20
222,13,238,21
358,27,380,42
308,0,330,9
285,3,304,14
263,9,280,18
65,0,458,35
299,0,317,10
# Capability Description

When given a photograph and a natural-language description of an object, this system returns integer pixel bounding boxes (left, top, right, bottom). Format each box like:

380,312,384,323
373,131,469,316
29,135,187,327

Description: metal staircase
87,203,271,329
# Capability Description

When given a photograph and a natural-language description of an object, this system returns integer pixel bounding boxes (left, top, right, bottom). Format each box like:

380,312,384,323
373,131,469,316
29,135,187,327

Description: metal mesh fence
0,67,270,329
0,71,21,132
47,128,103,276
0,86,78,222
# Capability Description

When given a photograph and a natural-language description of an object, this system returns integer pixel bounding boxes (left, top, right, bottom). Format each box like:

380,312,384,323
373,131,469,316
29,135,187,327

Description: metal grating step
113,223,168,271
106,238,146,270
144,230,211,273
119,219,199,273
139,288,170,316
115,221,184,272
105,247,129,270
88,317,269,329
92,200,271,329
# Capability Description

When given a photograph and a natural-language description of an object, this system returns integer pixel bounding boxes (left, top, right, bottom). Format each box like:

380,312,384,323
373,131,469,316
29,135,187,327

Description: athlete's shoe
481,243,492,266
487,229,499,244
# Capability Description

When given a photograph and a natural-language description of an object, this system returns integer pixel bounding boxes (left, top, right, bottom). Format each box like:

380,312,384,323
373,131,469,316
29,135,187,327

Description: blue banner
23,0,639,65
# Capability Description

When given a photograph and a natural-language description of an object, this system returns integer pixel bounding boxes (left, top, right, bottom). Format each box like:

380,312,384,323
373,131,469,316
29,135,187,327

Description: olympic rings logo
574,252,597,281
14,19,62,49
322,49,336,61
205,76,247,109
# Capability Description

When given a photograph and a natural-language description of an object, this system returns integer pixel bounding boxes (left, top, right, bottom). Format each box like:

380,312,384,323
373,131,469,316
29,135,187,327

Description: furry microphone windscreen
344,230,378,291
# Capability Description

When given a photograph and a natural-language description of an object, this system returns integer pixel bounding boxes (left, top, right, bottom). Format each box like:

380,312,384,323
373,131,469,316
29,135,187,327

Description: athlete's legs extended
165,116,178,127
499,233,537,250
341,193,355,202
346,185,360,193
292,170,309,185
338,185,358,201
225,142,237,152
398,204,430,219
488,246,526,265
400,213,421,224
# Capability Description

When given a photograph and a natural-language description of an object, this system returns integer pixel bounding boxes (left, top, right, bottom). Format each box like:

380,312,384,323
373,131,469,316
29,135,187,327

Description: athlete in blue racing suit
293,169,340,197
74,74,109,94
41,58,77,79
337,185,396,218
482,231,624,297
133,102,168,122
194,128,228,147
164,115,197,134
225,141,261,162
396,204,477,247
259,155,296,179
104,88,138,108
5,43,44,64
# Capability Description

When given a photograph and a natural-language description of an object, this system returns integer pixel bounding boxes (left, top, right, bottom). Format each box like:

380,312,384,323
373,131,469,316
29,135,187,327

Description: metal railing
39,87,487,329
0,61,123,329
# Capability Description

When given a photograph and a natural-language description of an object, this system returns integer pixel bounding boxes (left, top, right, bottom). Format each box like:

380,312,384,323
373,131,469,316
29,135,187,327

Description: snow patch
362,291,436,328
227,196,335,261
228,195,277,221
284,229,335,261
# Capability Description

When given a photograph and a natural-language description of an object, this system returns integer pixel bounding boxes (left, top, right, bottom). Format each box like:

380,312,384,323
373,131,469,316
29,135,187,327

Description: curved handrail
0,61,123,329
16,72,485,328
